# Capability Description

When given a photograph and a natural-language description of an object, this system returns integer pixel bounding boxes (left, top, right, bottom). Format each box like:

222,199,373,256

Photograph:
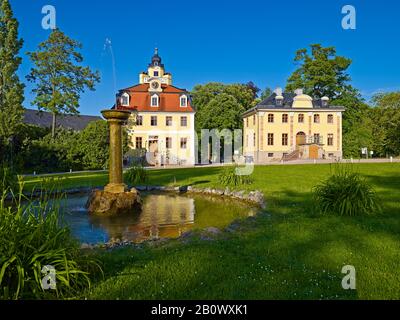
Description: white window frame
121,93,130,106
180,95,187,108
151,94,159,107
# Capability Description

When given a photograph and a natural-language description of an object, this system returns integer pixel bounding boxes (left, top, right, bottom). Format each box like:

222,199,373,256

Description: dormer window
180,95,187,107
121,93,130,106
151,94,159,107
154,71,159,77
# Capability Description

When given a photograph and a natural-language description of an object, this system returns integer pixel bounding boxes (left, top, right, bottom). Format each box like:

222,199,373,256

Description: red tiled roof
116,83,195,113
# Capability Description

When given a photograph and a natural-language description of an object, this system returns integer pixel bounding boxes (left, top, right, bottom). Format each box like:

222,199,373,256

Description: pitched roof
117,83,195,113
243,93,345,117
23,109,103,131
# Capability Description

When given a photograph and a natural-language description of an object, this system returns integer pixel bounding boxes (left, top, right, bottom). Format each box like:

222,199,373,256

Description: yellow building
243,88,345,163
115,49,196,166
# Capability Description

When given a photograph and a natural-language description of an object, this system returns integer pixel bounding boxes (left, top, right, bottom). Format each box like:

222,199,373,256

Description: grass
22,163,400,299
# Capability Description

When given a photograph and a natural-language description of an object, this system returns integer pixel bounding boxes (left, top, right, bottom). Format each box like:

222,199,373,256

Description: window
166,116,173,126
267,133,274,146
328,114,334,124
180,116,187,127
268,153,274,158
298,114,304,123
180,138,187,149
314,133,320,144
121,93,129,106
154,71,159,77
151,116,157,126
268,114,274,123
314,114,320,123
136,115,143,126
282,133,288,146
180,95,187,107
253,115,256,125
328,134,334,146
246,118,249,127
253,133,256,147
135,137,143,149
328,153,334,158
282,114,288,123
166,137,172,149
151,94,159,107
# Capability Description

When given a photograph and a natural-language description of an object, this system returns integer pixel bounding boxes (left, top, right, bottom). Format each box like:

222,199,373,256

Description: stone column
101,109,131,194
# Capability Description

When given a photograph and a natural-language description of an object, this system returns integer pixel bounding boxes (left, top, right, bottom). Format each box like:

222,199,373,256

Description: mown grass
23,163,400,299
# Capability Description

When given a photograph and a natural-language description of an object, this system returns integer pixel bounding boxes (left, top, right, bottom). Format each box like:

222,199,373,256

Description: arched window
151,94,159,107
298,114,304,123
327,114,334,124
121,93,130,106
180,95,187,107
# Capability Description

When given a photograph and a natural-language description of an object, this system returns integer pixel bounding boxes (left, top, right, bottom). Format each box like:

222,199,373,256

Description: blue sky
11,0,400,116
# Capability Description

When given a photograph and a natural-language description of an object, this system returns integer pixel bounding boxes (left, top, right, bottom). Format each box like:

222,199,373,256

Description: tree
27,29,100,138
286,44,353,99
260,87,272,101
370,92,400,156
198,93,245,131
192,82,255,132
0,0,24,163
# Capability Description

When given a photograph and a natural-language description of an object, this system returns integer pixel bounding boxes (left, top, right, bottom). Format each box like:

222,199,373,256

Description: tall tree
286,44,353,99
370,92,400,156
192,82,255,132
27,29,100,138
0,0,24,162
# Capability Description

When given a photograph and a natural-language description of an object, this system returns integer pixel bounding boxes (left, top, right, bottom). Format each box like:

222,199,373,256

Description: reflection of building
242,89,345,163
115,49,196,166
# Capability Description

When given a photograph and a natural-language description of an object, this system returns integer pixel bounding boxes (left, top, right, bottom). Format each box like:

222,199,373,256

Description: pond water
62,192,258,244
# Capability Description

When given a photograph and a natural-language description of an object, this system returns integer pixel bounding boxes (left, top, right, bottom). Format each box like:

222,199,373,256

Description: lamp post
101,109,131,193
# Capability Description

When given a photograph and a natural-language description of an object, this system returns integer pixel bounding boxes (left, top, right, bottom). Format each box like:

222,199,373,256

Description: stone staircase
283,149,300,161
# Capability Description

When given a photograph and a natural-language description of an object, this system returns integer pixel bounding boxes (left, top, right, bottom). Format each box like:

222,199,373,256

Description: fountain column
101,109,131,193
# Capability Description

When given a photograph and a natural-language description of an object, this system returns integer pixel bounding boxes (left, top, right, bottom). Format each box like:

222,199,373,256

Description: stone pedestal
87,109,142,216
101,109,131,194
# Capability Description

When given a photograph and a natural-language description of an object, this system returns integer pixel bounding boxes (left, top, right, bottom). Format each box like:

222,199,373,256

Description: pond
62,192,258,244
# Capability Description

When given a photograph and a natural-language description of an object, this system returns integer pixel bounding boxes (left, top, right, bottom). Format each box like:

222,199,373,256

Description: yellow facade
243,93,344,163
128,112,196,166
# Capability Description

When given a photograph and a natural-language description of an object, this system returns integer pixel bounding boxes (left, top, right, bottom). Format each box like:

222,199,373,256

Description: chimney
294,88,304,96
321,96,329,107
274,87,284,106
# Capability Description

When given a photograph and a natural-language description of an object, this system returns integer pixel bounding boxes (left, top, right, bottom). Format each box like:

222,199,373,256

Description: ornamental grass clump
218,165,253,187
313,166,381,216
0,179,101,300
124,165,149,185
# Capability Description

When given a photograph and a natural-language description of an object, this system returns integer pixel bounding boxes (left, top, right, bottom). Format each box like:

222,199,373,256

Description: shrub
0,184,101,299
218,165,253,186
0,165,18,194
124,165,148,185
313,166,381,216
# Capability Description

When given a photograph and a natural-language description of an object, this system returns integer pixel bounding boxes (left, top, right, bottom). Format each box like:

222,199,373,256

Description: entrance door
149,140,159,153
296,132,306,146
309,145,319,159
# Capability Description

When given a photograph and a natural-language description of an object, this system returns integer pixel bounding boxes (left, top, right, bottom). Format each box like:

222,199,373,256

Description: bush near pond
313,166,382,216
218,165,253,186
0,187,101,299
124,165,148,185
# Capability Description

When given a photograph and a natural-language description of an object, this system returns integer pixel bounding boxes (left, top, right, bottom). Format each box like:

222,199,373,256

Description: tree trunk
52,112,56,138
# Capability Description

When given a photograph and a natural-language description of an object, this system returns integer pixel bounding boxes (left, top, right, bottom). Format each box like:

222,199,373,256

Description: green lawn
25,163,400,299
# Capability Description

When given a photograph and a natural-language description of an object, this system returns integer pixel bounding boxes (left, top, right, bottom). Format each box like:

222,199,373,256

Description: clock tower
139,48,173,86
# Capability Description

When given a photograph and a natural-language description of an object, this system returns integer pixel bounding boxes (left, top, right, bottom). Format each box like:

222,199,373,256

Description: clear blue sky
11,0,400,116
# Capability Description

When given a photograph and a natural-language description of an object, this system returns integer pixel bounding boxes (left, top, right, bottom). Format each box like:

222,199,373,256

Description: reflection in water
63,192,257,244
